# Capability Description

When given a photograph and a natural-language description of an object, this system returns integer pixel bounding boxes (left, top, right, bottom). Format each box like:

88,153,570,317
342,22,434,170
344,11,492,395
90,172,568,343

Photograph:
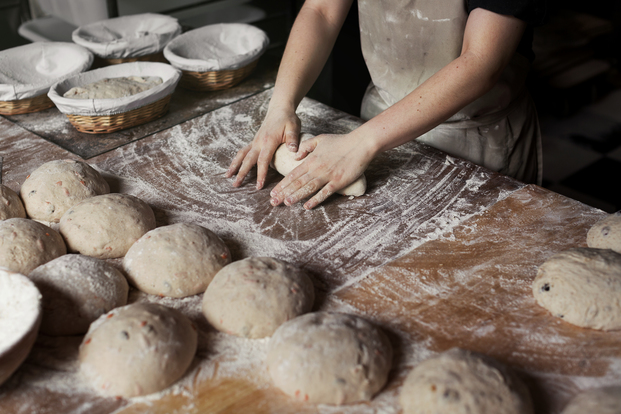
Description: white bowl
0,269,42,386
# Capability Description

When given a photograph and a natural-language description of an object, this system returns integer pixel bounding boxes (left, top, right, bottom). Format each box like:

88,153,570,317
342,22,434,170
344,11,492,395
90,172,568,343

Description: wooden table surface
0,73,618,414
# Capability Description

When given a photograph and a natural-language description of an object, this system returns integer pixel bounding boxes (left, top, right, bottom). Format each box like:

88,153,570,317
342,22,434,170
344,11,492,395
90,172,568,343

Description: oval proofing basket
48,61,181,134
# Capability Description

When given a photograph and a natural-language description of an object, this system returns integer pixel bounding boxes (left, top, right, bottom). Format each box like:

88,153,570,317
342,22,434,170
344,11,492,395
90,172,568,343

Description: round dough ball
0,185,26,220
79,302,197,398
267,311,392,405
0,218,66,274
532,247,621,330
399,348,533,414
59,193,155,259
20,159,110,223
29,254,129,336
587,213,621,254
203,257,314,338
561,386,621,414
123,223,231,298
0,269,42,387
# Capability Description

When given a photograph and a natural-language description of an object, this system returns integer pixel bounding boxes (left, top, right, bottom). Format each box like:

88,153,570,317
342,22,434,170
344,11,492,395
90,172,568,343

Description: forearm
269,0,353,112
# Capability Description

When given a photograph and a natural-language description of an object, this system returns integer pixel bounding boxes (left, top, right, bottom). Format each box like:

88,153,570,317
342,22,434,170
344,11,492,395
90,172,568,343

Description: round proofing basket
179,58,259,91
164,23,269,92
0,94,54,116
48,61,181,134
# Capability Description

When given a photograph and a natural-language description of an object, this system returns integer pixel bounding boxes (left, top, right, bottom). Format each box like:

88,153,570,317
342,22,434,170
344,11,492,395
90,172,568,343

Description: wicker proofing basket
97,51,168,67
179,59,258,91
0,93,55,115
65,94,171,134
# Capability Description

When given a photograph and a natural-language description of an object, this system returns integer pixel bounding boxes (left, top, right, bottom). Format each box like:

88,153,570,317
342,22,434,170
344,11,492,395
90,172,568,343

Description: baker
226,0,547,209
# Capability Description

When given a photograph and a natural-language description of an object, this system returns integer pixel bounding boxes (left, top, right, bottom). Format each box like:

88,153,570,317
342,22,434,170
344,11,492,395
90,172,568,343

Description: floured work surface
0,55,278,159
0,90,613,414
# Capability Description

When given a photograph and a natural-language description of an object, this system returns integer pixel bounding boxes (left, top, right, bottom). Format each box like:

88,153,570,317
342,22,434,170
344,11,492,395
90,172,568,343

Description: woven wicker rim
98,51,167,66
65,94,171,134
0,94,54,115
179,59,258,91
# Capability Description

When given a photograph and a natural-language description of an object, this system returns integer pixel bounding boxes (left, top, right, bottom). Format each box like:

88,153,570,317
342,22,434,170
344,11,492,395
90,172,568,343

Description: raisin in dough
271,134,367,197
202,257,314,338
123,223,231,298
266,311,392,405
399,348,534,414
0,218,66,274
20,159,110,223
59,193,155,259
532,247,621,330
561,386,621,414
0,185,26,220
79,302,197,398
29,254,129,336
587,213,621,254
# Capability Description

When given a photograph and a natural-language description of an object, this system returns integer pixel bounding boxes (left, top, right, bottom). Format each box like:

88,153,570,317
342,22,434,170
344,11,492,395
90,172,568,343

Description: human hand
226,107,301,190
270,133,374,210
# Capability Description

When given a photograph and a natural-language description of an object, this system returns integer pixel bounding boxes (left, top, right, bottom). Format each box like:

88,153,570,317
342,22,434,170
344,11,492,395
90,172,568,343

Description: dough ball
0,269,42,387
20,159,110,223
0,218,66,274
399,348,533,414
271,134,367,197
123,222,231,298
267,311,392,405
59,193,155,259
587,213,621,254
29,254,129,336
0,185,26,220
202,257,314,338
79,302,197,398
561,386,621,414
532,247,621,330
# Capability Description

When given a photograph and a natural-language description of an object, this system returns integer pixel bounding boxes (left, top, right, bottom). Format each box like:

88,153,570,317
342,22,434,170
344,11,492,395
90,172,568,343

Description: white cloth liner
164,23,269,72
48,61,181,116
0,42,93,101
72,13,182,59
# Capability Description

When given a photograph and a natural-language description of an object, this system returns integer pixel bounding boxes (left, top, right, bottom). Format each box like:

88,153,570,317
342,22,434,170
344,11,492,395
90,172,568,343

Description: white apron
358,0,542,184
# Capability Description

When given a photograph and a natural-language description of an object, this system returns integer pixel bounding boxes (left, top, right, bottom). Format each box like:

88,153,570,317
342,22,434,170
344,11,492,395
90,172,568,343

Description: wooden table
0,69,618,414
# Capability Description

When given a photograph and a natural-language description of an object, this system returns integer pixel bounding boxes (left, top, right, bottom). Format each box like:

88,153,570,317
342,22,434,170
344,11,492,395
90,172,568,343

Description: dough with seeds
399,348,533,414
532,247,621,330
203,257,314,338
0,218,66,274
59,193,155,259
20,159,109,223
124,222,231,298
0,185,26,220
79,302,197,398
267,311,392,405
587,213,621,254
29,254,129,336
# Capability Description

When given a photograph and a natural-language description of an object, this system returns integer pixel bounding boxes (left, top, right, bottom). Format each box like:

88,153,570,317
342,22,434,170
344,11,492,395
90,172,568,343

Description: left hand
270,133,375,210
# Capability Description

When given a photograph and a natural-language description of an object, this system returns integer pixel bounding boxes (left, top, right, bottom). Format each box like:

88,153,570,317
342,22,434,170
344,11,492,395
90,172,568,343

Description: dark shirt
467,0,549,61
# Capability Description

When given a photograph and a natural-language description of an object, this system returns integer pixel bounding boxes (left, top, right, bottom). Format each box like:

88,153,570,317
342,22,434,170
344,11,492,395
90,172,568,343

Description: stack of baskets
0,42,93,115
164,23,269,91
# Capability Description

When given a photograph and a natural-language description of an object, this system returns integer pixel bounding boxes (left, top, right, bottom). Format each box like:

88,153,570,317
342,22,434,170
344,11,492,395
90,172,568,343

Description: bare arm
226,0,354,190
271,7,527,209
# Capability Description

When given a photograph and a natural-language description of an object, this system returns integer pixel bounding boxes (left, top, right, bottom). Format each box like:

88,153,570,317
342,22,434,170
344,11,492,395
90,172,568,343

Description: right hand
226,107,301,190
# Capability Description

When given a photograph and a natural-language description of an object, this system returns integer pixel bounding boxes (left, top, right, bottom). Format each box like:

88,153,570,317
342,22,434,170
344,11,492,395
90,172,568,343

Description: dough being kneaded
202,257,314,338
29,254,129,336
0,218,66,275
267,311,392,405
532,247,621,330
124,222,231,298
63,76,163,99
59,193,155,259
399,348,533,414
20,159,110,223
79,302,197,398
